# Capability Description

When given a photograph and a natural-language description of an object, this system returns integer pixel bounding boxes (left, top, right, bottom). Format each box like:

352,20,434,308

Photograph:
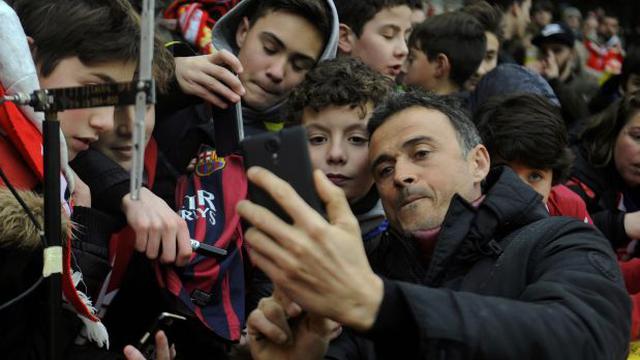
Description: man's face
514,0,532,38
532,10,552,28
565,15,581,31
347,5,412,79
584,16,599,36
614,112,640,188
506,161,553,203
541,42,573,72
602,16,620,39
236,11,324,111
464,31,500,91
38,57,136,160
92,105,155,171
404,47,437,91
303,104,374,203
625,73,640,94
369,106,487,234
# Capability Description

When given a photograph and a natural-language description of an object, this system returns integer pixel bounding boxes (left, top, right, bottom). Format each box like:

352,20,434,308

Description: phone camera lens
265,138,280,153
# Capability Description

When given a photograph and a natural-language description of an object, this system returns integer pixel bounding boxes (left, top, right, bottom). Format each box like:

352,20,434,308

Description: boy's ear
235,17,251,49
26,36,36,56
338,24,355,54
26,36,39,72
434,53,451,80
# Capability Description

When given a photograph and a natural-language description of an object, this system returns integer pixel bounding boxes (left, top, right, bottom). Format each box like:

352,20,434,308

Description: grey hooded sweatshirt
212,0,339,136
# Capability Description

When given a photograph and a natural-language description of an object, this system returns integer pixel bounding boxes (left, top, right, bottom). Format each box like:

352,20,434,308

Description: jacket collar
379,166,548,285
428,166,548,284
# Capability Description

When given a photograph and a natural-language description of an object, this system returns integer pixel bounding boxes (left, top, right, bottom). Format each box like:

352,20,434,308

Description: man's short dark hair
247,0,332,47
530,0,553,15
406,0,424,10
10,0,140,77
334,0,409,36
286,57,393,123
408,12,486,87
461,1,504,42
368,89,482,157
475,94,574,184
483,0,525,12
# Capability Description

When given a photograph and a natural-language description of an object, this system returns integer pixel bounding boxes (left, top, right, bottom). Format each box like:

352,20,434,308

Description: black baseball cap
532,22,575,48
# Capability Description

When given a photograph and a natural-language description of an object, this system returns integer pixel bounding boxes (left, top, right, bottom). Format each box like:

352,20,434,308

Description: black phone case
213,101,243,157
240,126,325,223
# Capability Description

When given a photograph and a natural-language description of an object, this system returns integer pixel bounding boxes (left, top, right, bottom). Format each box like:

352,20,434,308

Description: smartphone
211,68,244,157
240,126,325,223
212,100,244,157
137,312,186,358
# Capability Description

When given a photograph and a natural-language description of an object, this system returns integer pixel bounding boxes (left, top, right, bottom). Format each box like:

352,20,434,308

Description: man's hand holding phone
236,167,384,332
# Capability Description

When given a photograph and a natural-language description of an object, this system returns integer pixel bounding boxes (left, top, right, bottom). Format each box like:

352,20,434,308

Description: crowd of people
0,0,639,359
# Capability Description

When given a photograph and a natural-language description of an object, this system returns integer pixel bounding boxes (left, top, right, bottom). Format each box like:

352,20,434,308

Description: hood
470,63,560,114
0,187,74,251
212,0,339,127
0,188,44,250
212,0,339,62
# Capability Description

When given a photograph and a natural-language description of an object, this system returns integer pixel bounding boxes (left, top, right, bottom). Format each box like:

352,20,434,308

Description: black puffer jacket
326,166,630,360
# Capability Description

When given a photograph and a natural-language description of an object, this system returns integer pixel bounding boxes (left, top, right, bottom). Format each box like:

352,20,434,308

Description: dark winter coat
326,166,630,360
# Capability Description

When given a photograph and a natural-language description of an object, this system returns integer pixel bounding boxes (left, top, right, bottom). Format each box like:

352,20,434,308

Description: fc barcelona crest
195,148,226,176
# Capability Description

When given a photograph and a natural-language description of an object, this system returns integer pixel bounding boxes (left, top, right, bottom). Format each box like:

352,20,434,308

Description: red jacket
547,184,593,224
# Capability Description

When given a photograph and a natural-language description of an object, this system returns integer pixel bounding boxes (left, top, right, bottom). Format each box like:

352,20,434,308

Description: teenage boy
461,1,503,91
403,11,486,95
333,0,413,80
529,0,554,33
153,0,340,205
286,57,393,239
487,0,531,65
11,0,192,268
1,0,176,357
474,93,591,222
